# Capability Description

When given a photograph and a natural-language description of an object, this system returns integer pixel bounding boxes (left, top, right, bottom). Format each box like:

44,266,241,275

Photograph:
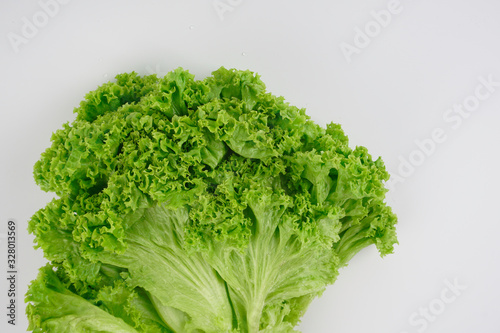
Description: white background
1,1,500,332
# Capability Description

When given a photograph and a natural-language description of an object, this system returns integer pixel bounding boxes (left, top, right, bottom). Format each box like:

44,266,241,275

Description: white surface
1,0,500,332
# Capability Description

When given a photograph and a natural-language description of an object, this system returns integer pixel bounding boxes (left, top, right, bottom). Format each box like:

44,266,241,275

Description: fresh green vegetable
26,67,397,333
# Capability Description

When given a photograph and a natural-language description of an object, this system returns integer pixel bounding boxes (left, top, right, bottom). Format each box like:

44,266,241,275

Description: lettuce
26,67,397,332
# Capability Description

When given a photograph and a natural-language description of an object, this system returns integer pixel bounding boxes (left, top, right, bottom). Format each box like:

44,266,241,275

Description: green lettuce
26,67,397,332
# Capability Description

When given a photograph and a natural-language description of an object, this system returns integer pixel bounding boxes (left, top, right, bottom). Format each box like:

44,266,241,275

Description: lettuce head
26,67,397,333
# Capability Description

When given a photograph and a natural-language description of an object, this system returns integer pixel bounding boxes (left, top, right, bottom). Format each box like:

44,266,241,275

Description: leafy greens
27,67,397,333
